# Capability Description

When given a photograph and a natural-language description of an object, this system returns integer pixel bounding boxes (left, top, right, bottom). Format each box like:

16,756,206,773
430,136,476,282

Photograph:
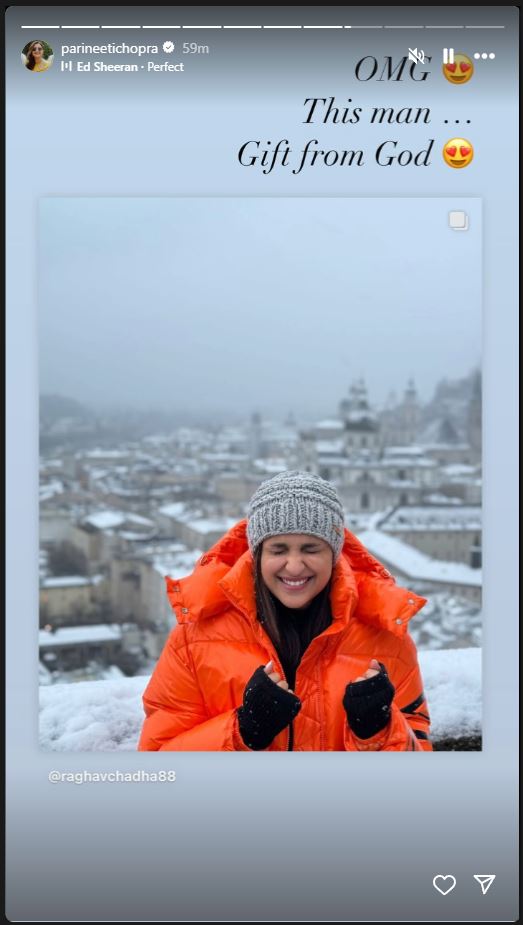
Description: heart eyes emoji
443,138,474,168
443,53,474,84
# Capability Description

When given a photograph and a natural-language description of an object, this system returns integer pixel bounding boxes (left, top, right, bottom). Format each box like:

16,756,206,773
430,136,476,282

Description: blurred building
378,504,482,568
356,528,482,603
71,510,157,568
39,574,108,626
39,624,123,672
39,623,143,674
157,503,237,550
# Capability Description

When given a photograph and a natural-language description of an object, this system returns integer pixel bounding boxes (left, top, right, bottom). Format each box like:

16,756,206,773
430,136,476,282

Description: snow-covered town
39,369,482,749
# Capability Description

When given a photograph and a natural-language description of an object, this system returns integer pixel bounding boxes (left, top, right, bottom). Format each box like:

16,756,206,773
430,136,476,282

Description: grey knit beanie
247,470,345,561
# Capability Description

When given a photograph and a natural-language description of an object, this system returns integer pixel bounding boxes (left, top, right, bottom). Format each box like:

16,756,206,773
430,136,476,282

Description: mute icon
408,47,425,65
473,874,496,895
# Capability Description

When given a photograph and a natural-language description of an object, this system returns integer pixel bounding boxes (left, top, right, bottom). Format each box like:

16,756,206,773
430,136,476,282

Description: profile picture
22,39,54,73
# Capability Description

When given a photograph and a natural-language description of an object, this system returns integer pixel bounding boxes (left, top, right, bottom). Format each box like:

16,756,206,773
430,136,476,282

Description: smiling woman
23,39,53,72
138,470,432,752
261,535,333,603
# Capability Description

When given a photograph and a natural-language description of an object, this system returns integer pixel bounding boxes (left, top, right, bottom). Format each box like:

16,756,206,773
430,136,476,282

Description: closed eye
268,546,322,554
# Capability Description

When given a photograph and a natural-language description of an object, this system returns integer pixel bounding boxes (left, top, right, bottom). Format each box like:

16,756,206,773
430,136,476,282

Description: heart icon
460,62,471,73
446,146,457,157
433,875,457,896
460,146,471,157
446,63,457,73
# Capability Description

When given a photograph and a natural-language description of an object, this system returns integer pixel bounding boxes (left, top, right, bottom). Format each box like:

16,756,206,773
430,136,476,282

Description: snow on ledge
39,648,481,752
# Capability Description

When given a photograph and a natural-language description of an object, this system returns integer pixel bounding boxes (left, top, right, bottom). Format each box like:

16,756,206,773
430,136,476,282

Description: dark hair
253,545,333,682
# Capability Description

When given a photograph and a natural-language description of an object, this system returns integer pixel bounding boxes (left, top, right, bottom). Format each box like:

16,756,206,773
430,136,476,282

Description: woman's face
260,533,334,609
32,44,44,58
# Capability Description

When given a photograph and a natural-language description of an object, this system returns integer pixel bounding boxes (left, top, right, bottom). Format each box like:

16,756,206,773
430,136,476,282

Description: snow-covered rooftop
83,510,124,530
383,446,426,458
442,464,478,477
38,647,481,751
158,502,190,520
83,510,156,532
423,494,462,506
381,506,481,531
41,575,92,589
189,517,238,534
200,452,249,462
82,449,131,459
39,479,64,502
253,460,287,474
127,513,155,526
39,624,122,648
153,549,202,578
357,529,482,588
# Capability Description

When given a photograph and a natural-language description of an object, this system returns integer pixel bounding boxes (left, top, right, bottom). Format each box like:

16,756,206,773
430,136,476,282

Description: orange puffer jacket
138,520,432,751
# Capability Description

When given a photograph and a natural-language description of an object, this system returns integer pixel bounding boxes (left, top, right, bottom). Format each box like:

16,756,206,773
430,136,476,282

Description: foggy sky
39,197,481,419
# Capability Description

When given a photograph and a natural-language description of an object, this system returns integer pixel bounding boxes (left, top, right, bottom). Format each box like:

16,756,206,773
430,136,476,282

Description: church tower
248,411,262,460
397,378,421,445
339,378,380,456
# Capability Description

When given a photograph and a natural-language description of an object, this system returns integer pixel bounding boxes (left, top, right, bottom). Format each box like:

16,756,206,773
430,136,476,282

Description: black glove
343,661,395,740
237,666,302,750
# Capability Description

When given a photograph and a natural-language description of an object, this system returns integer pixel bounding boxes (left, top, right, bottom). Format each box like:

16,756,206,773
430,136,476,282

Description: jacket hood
165,519,426,638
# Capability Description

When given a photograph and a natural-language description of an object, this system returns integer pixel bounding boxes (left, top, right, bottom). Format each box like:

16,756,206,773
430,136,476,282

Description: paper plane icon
474,874,496,895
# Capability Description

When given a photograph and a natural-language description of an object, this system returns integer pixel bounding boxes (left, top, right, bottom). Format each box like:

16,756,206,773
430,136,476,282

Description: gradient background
6,6,518,922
